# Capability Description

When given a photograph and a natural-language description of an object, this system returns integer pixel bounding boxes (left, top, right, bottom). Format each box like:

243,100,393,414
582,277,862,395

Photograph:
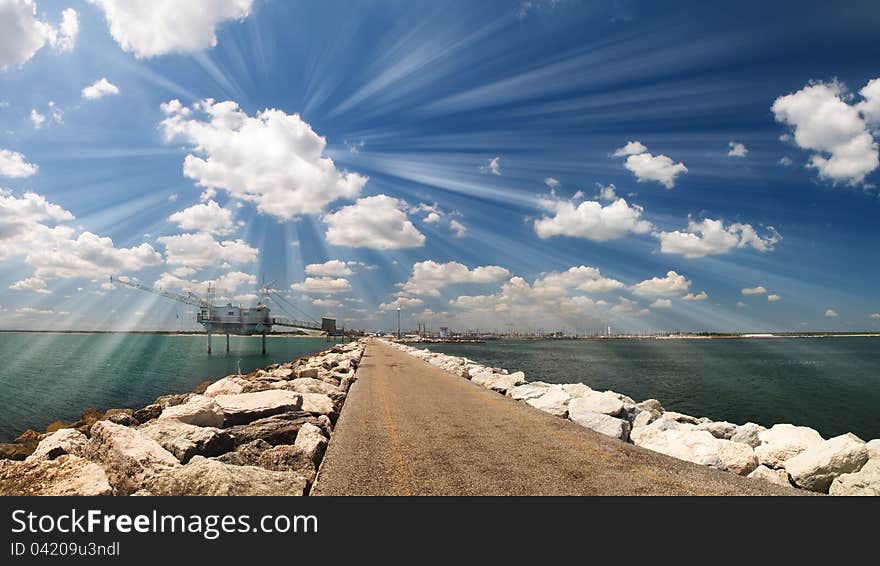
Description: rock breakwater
386,340,879,496
0,340,366,496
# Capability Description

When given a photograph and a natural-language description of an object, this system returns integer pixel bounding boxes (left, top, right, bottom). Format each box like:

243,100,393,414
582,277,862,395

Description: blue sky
1,0,879,333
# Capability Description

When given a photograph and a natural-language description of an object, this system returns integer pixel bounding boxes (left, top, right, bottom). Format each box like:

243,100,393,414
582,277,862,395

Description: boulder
632,427,759,475
296,367,320,379
25,428,89,462
695,421,738,440
86,421,179,495
204,377,246,397
525,387,571,418
784,434,869,492
213,390,304,426
561,383,591,398
104,409,138,427
663,411,701,425
568,391,624,417
482,372,526,394
159,395,225,428
138,420,234,464
299,393,336,416
569,410,630,441
0,455,112,496
828,458,880,496
755,424,824,468
339,374,357,393
866,439,880,460
266,367,296,379
636,399,664,413
730,422,766,448
631,410,658,429
144,456,308,496
217,440,316,485
225,412,319,447
132,404,162,424
507,382,553,401
747,465,792,488
295,423,328,465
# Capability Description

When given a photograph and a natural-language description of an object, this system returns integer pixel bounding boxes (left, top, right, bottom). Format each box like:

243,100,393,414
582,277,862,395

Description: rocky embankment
0,340,366,496
387,340,880,496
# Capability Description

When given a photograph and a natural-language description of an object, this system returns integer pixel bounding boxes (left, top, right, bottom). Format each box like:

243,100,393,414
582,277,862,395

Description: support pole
262,333,266,355
207,327,212,354
226,333,230,353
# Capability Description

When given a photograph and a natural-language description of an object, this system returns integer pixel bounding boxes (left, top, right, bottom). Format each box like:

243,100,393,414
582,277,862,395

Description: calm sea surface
0,333,331,442
423,337,880,441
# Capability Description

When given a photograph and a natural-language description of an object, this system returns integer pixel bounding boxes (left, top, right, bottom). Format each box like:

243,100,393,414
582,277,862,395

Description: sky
0,0,879,334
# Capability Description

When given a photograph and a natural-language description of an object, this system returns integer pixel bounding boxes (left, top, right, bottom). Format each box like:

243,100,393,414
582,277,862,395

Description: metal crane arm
110,276,211,308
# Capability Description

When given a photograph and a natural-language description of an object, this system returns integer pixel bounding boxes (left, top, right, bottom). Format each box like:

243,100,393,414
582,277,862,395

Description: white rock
87,421,179,495
569,410,630,440
299,393,335,416
138,420,233,464
213,390,303,426
295,423,328,464
663,411,701,425
0,455,113,496
631,411,657,429
526,387,571,418
159,395,225,428
828,458,880,496
144,456,307,496
866,439,880,460
562,383,592,398
784,434,869,492
695,421,738,440
507,382,552,401
26,428,89,462
747,465,792,487
730,422,765,448
278,378,342,397
632,427,758,475
204,377,246,397
483,372,526,393
754,424,824,468
568,391,624,417
636,399,664,413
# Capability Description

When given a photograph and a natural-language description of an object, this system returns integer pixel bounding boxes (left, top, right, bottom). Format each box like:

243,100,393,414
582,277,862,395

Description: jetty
313,340,793,495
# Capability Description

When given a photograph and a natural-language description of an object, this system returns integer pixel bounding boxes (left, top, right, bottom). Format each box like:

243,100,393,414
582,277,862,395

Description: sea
422,337,880,441
0,333,331,442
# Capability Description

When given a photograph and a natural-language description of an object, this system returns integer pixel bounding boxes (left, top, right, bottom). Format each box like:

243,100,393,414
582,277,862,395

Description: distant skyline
1,0,879,333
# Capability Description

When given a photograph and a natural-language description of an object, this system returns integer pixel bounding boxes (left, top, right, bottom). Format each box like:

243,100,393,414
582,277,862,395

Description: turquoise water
0,333,331,442
423,338,880,441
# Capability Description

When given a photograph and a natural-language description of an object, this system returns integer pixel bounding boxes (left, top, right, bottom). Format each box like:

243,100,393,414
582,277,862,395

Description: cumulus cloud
449,219,467,238
741,286,767,295
825,308,838,318
613,141,687,189
858,78,880,128
157,232,257,269
632,271,691,296
30,108,45,128
379,296,424,311
155,270,255,296
324,195,425,249
0,149,38,177
682,291,708,301
534,194,652,242
305,260,353,277
160,98,366,220
767,294,781,302
398,260,511,297
167,200,236,236
772,79,879,185
0,1,77,71
728,141,748,157
544,177,560,188
870,313,880,320
657,217,780,258
291,277,352,295
650,298,672,309
87,0,254,58
480,156,501,175
82,78,119,100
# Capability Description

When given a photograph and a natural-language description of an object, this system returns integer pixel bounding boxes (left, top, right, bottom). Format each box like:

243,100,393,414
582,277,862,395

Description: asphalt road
312,340,800,496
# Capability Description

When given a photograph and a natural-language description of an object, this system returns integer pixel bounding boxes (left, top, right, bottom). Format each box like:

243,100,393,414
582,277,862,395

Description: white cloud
160,98,366,219
87,0,255,58
157,232,257,269
379,296,424,311
544,177,559,188
869,313,880,320
825,308,838,318
535,266,625,294
650,298,672,309
10,276,50,294
82,77,119,100
449,218,467,238
728,141,748,157
305,260,353,277
324,194,425,249
779,156,793,167
657,218,780,258
0,149,38,177
481,156,501,175
858,78,880,128
398,260,510,297
609,297,648,316
737,301,747,308
682,291,708,301
741,286,767,295
30,108,45,128
167,200,235,236
0,1,74,71
597,183,617,202
613,141,687,189
534,193,652,242
632,270,691,296
767,294,781,302
311,298,343,309
291,277,351,295
772,79,879,185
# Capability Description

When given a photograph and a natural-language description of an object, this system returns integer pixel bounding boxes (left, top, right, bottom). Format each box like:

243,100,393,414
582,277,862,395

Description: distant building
439,327,450,338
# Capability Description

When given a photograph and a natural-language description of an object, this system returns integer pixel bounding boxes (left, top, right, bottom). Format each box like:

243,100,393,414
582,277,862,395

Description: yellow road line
374,357,413,496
